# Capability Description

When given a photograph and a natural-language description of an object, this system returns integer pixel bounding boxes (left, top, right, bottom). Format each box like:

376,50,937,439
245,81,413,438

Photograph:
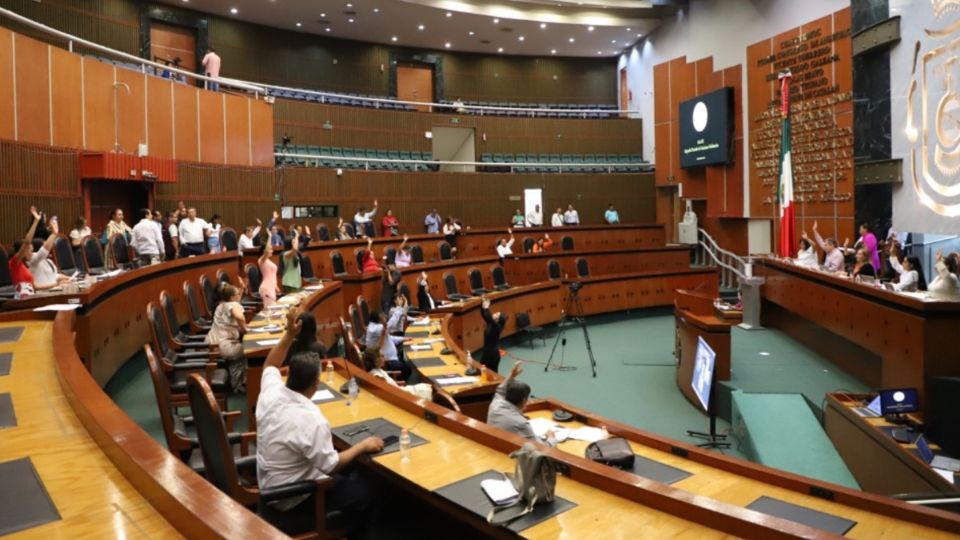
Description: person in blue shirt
424,209,441,234
604,203,620,225
364,311,412,381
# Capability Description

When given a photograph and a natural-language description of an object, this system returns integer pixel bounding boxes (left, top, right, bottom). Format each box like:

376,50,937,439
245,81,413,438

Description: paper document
409,344,432,351
423,338,445,344
528,418,569,442
256,339,281,346
435,376,478,386
310,390,335,403
480,478,519,505
568,426,606,443
934,468,956,484
33,304,83,312
254,325,282,333
304,285,325,291
411,318,431,326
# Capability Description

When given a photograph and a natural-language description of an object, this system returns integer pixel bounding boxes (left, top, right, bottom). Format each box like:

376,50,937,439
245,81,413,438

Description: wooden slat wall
274,101,643,156
0,140,82,243
0,0,139,55
153,163,277,230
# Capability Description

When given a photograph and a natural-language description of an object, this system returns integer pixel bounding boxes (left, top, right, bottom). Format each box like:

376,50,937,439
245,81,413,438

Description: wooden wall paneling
145,76,174,159
172,84,198,162
0,0,140,56
82,57,116,152
223,93,249,166
49,46,83,149
250,99,275,167
198,91,226,164
0,28,16,140
114,67,146,155
14,34,51,145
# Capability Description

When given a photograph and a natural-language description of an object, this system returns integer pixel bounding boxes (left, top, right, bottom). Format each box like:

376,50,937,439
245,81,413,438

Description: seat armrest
235,454,258,473
240,431,257,456
258,479,327,502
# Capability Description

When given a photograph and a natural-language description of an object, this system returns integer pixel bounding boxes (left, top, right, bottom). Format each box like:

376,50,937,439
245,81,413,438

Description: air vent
500,27,514,33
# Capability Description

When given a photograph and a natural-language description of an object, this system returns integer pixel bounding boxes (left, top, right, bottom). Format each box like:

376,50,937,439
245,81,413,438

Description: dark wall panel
0,0,139,55
0,141,82,243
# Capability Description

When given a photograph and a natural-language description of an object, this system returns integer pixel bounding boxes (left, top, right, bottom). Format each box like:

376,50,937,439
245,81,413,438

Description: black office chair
52,234,78,275
398,282,412,304
0,243,15,299
490,264,511,290
109,233,135,269
82,235,108,275
147,302,217,366
330,250,347,276
300,253,320,283
354,248,366,272
443,272,471,301
468,267,492,295
244,263,262,300
160,290,209,345
515,311,546,348
547,259,561,281
316,223,331,242
561,235,575,251
357,295,371,328
384,247,397,265
182,281,213,333
576,257,590,277
438,241,453,261
343,223,356,238
349,303,366,343
522,237,535,254
219,228,238,252
199,274,221,315
411,244,425,264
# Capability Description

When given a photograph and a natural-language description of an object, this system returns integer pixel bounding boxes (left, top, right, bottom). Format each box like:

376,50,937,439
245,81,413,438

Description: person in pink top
201,47,221,91
258,242,280,307
857,223,881,273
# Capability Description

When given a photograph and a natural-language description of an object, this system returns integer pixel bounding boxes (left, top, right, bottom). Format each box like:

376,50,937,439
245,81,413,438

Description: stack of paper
434,376,478,386
310,389,336,403
409,344,432,351
411,318,431,326
529,418,570,442
567,426,606,443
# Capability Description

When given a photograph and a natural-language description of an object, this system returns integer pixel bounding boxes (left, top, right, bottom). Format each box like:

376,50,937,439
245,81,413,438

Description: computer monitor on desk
880,388,919,424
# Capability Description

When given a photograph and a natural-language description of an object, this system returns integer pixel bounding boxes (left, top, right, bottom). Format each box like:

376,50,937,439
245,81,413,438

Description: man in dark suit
480,296,507,372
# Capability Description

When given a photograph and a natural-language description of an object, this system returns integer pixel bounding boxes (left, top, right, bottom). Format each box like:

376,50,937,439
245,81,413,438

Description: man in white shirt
257,309,383,535
132,209,164,265
238,218,262,254
563,204,580,225
165,211,180,260
496,229,516,259
551,208,564,227
178,208,209,257
353,200,378,238
526,204,543,227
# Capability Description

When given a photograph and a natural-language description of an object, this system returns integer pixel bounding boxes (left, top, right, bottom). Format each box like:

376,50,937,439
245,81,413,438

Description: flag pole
776,70,793,258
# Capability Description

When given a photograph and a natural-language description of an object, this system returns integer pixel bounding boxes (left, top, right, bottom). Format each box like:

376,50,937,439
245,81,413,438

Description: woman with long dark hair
285,312,328,363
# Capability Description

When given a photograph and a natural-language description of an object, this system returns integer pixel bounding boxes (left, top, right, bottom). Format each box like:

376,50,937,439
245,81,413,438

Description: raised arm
367,200,378,218
17,207,42,259
265,307,302,370
888,253,905,275
41,232,58,254
480,296,494,323
398,234,408,251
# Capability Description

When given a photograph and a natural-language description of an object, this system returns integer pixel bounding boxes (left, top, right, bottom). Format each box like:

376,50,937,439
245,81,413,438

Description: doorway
619,67,629,118
397,64,435,112
432,126,475,172
86,180,151,233
150,22,197,74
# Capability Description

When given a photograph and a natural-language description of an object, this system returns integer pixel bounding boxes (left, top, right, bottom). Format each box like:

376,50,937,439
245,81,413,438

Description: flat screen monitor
678,87,734,169
927,377,960,456
691,337,716,412
879,388,919,415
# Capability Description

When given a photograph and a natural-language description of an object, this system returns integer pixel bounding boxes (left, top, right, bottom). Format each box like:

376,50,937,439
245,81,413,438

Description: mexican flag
777,72,795,258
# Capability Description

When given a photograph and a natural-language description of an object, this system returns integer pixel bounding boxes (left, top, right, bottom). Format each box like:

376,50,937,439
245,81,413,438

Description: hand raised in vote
284,307,303,335
509,361,523,379
812,221,819,232
800,230,809,240
936,249,944,262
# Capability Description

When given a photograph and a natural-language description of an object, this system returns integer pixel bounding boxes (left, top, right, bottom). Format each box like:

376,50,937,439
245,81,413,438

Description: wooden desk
756,258,960,407
503,246,691,285
562,269,718,316
823,392,958,496
2,253,238,386
674,288,734,410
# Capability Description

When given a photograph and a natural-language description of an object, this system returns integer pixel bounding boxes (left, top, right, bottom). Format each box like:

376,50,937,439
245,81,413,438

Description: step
731,390,859,489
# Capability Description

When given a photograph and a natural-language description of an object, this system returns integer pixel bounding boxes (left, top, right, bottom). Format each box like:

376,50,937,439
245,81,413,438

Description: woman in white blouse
795,237,819,268
927,250,960,300
888,254,925,292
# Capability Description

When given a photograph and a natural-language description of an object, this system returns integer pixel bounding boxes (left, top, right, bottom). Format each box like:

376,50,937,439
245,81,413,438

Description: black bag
585,437,635,469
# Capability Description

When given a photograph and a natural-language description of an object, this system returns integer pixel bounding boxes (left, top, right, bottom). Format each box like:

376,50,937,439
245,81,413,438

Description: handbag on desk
487,443,557,526
585,437,635,469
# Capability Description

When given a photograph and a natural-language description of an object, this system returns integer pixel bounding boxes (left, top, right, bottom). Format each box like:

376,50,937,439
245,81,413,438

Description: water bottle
347,377,358,405
466,351,473,370
600,425,609,440
399,428,411,462
325,361,335,384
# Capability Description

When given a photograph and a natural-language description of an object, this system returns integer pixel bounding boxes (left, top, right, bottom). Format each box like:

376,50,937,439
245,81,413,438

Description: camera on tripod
567,281,582,294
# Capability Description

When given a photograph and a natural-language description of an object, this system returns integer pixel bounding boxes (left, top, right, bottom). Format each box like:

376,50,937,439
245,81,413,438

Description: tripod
544,284,598,377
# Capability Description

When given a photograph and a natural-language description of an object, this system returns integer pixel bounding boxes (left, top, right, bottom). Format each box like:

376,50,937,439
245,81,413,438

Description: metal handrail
0,7,641,116
698,241,747,281
274,152,651,172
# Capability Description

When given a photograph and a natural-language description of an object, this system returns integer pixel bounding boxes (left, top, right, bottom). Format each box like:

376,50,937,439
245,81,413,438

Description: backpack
487,443,557,526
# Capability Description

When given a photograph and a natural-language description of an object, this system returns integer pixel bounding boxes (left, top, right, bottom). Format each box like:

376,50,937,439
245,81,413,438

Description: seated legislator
480,296,508,372
364,311,412,381
795,235,819,268
132,208,165,265
928,250,960,300
335,217,353,241
387,293,420,335
851,248,877,279
888,246,926,292
205,283,248,391
362,349,433,399
238,218,263,254
10,207,69,292
487,362,555,446
811,221,845,272
395,235,412,268
285,311,329,363
604,203,621,225
361,238,382,274
257,308,383,536
495,229,516,259
416,272,437,312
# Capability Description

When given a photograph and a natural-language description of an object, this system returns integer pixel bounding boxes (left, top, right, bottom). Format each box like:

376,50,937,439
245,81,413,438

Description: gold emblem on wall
906,2,960,216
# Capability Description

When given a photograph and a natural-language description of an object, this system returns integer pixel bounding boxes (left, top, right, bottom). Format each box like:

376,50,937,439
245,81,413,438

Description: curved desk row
503,246,691,285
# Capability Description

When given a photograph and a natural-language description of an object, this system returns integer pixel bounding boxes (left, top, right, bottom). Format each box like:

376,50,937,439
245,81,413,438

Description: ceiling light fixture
296,22,302,27
518,36,525,41
540,23,547,29
497,47,504,53
588,26,594,31
493,18,499,24
391,36,398,41
596,50,602,54
374,8,379,13
550,49,557,54
229,7,238,14
468,31,475,36
346,3,353,7
611,40,616,44
348,18,354,23
418,24,425,30
446,12,452,17
568,37,575,42
325,28,331,32
320,12,326,17
626,27,631,31
445,42,452,48
637,33,642,37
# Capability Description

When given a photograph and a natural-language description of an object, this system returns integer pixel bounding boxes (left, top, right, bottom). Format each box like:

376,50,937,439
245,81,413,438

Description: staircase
692,228,765,329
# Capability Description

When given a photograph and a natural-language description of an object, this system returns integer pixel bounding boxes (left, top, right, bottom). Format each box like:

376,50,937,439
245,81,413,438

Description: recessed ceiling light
296,22,302,27
346,3,353,7
374,8,379,13
596,50,602,54
637,33,642,37
497,47,504,53
325,28,331,32
568,37,575,42
493,18,499,24
321,12,326,17
468,31,475,36
588,26,594,31
181,0,188,3
446,12,452,17
540,23,547,29
550,49,557,54
444,42,451,48
611,40,616,44
626,27,631,31
391,36,398,41
518,36,525,41
348,18,354,23
229,7,238,14
418,24,425,30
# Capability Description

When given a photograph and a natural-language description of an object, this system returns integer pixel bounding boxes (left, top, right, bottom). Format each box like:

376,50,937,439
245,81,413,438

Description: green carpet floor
106,307,868,488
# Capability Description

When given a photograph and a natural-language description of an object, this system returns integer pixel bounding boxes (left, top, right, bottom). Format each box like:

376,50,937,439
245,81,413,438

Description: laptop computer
853,395,882,418
916,435,960,473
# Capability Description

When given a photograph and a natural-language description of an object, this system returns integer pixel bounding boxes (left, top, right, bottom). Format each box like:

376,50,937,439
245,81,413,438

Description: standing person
201,46,221,91
207,214,223,254
856,223,881,272
239,219,263,254
353,200,378,238
480,296,507,372
280,236,302,293
496,229,515,260
178,208,209,257
104,208,133,269
259,242,280,308
164,211,180,261
442,216,461,254
526,204,543,227
394,235,412,268
204,283,248,391
416,271,437,312
563,204,580,226
69,216,91,271
380,260,402,314
551,207,564,227
604,204,620,224
424,209,441,234
381,209,400,237
176,201,189,223
131,208,164,265
511,209,526,228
